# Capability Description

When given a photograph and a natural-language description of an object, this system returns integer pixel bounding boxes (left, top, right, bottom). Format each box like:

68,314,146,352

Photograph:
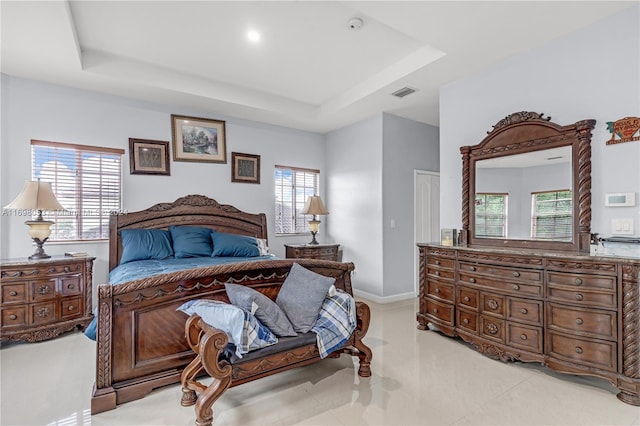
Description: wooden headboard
109,194,268,271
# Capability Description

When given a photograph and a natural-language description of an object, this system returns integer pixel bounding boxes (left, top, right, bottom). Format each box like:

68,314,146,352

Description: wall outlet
612,218,634,235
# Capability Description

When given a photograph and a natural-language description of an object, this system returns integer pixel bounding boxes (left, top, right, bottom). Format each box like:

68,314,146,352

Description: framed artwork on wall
171,114,226,163
129,138,171,175
231,152,260,184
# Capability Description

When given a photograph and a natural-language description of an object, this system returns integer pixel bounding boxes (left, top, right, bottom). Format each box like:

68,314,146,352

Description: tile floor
1,298,639,425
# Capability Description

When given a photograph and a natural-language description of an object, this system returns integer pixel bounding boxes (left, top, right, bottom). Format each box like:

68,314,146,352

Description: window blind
475,193,507,238
31,140,124,241
531,190,572,241
274,165,319,235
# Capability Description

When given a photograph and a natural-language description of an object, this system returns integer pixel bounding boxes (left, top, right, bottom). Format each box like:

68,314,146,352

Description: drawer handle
433,308,439,314
520,308,528,315
520,334,527,340
68,305,75,311
37,307,50,318
38,285,52,295
469,278,476,283
575,347,583,354
487,299,499,310
9,314,17,320
435,271,440,276
470,266,476,271
575,278,583,286
463,296,471,303
485,323,499,335
435,260,441,265
512,271,520,278
9,291,18,296
512,284,520,291
575,318,583,325
435,288,441,293
463,318,469,324
575,293,584,301
67,284,75,289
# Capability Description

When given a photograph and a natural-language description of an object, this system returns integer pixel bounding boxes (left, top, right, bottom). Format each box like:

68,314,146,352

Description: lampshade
4,180,64,212
301,195,329,216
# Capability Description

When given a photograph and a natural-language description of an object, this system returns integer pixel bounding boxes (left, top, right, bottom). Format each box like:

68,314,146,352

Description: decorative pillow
119,229,173,264
276,263,336,333
225,283,297,337
211,231,260,257
177,299,277,357
170,226,213,258
256,238,269,256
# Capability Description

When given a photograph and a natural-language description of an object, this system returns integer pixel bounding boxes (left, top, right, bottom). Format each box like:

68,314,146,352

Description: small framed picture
129,138,171,176
231,152,260,184
171,114,227,163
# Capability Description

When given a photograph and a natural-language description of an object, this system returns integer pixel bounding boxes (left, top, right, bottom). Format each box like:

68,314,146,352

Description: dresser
1,255,95,343
285,243,340,261
417,243,640,406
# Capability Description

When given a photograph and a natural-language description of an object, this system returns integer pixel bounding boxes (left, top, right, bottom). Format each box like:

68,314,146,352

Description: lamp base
29,238,51,260
308,231,319,245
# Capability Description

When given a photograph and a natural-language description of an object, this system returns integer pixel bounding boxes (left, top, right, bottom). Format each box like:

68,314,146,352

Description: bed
91,195,359,414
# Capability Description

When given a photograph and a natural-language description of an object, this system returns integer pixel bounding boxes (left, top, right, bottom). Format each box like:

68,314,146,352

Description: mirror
460,112,595,253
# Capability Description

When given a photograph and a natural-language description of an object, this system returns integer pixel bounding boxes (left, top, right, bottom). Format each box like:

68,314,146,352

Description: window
31,140,124,241
531,189,572,241
274,165,319,235
475,193,508,238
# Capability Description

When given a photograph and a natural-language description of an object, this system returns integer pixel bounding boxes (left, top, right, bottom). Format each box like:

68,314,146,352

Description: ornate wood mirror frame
459,111,596,253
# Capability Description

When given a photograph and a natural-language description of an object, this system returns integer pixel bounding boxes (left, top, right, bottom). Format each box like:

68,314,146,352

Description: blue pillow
120,229,173,264
170,226,213,258
177,299,277,357
211,231,260,257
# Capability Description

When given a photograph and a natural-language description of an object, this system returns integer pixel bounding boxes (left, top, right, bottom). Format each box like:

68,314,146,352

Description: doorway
414,170,440,295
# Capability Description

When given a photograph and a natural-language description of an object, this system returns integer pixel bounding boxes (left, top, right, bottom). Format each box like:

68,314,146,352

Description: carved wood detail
622,264,640,379
457,251,543,266
546,259,617,273
487,111,551,134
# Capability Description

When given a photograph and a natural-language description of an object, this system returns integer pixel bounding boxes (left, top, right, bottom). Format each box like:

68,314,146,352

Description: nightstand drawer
2,283,27,304
61,297,82,319
30,279,56,301
2,307,27,328
30,301,57,325
285,244,340,261
60,275,82,296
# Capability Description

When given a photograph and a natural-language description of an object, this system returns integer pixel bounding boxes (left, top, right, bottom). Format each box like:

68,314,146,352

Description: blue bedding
84,255,276,340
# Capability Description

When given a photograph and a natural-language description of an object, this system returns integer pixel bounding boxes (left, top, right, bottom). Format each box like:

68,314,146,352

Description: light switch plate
612,218,634,235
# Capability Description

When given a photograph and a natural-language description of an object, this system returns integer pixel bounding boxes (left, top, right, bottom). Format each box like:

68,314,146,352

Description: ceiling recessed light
247,30,261,43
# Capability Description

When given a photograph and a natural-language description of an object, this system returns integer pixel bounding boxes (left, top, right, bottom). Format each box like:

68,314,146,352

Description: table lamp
4,180,64,259
301,195,329,245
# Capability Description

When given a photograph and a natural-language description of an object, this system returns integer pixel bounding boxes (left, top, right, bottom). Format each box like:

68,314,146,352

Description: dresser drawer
427,280,454,302
457,286,479,311
427,267,454,282
459,262,542,283
427,257,455,270
548,332,617,372
61,296,83,319
507,298,543,326
30,301,57,325
1,306,27,328
457,309,478,333
507,323,543,354
459,272,542,296
60,275,82,296
30,279,56,301
546,271,616,291
547,287,616,309
480,316,505,343
425,298,454,325
2,283,27,304
547,303,616,340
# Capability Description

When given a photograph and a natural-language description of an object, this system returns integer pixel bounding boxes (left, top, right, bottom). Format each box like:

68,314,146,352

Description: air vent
391,86,417,98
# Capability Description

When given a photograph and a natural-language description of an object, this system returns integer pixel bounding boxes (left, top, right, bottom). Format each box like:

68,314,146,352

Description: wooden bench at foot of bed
180,302,372,426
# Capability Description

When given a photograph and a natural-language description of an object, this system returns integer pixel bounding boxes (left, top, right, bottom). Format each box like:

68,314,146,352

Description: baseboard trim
353,289,416,304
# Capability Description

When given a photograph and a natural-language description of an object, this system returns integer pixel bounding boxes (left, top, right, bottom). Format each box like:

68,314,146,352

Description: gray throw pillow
225,283,297,337
275,263,336,333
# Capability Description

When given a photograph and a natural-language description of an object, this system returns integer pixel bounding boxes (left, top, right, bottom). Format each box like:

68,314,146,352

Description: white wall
1,75,326,290
440,6,640,238
382,113,439,298
325,114,384,297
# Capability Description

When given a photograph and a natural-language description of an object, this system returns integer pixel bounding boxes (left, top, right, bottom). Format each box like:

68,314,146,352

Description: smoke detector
347,17,363,31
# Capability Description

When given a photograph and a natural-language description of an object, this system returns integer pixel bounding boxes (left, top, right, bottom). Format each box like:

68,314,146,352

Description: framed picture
231,152,260,184
171,114,226,163
129,138,171,175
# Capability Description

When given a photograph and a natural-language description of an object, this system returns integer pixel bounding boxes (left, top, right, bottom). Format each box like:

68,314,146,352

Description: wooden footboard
91,258,356,414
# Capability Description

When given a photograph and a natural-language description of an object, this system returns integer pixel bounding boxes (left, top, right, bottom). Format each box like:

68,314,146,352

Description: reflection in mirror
475,146,572,241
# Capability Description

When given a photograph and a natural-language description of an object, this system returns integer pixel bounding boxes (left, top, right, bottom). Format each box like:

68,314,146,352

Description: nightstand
284,244,340,261
1,255,95,343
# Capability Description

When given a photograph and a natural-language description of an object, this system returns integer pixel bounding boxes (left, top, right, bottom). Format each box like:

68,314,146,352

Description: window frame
30,139,124,242
474,192,508,238
274,165,320,236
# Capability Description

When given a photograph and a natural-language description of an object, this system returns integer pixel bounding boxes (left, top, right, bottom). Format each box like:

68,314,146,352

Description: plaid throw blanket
312,290,356,358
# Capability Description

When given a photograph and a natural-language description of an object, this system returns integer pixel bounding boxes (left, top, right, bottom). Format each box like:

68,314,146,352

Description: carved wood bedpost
91,284,116,414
